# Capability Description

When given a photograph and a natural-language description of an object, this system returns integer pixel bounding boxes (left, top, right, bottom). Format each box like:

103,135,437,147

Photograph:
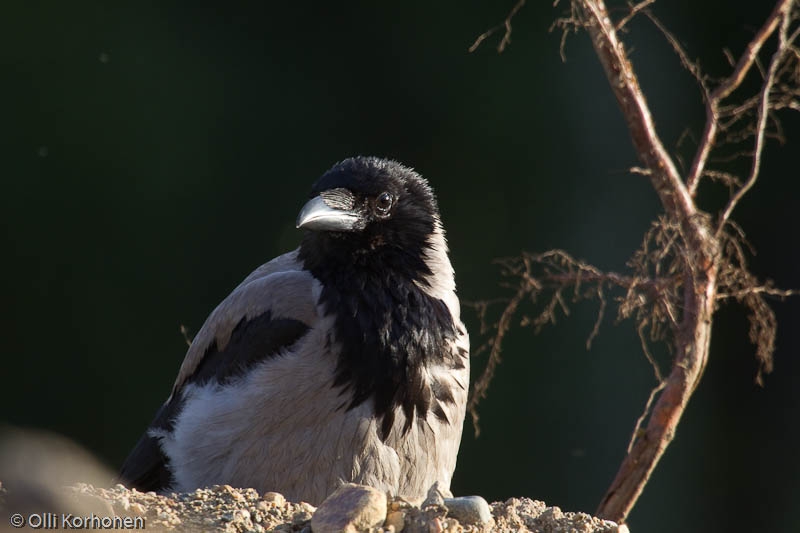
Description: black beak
296,196,361,232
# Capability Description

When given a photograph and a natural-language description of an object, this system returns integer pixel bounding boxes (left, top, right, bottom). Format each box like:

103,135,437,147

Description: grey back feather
171,250,317,396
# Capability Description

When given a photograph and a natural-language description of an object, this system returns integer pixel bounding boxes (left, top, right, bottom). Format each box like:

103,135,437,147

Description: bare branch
642,10,709,95
568,0,724,523
468,0,527,54
626,381,666,454
717,5,799,234
717,286,800,299
575,0,711,259
467,282,526,436
470,0,799,525
702,170,742,190
615,0,656,32
551,0,584,61
586,285,606,350
714,1,793,101
636,321,663,383
686,0,796,195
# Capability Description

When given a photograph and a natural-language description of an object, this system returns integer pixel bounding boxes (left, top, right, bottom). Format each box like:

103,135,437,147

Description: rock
492,497,621,533
422,482,447,509
262,491,286,506
310,483,388,533
443,495,493,528
299,501,318,514
0,479,620,532
292,508,313,528
384,509,406,532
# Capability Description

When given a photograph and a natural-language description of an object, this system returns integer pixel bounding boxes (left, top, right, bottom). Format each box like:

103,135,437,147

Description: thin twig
468,0,527,53
626,381,666,454
615,0,656,31
629,166,651,175
716,5,797,235
643,10,709,95
687,0,795,195
467,283,527,436
586,285,606,350
717,286,800,299
637,322,664,383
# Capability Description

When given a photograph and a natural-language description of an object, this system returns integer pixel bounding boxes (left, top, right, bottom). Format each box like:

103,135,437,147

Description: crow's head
297,156,444,280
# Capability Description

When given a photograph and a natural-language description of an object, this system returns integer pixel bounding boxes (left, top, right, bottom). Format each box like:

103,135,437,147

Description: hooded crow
119,156,469,505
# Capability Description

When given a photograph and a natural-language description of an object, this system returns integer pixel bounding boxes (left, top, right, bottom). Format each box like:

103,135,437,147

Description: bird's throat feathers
299,237,459,440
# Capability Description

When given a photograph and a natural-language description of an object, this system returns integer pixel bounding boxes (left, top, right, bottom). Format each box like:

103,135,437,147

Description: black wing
118,399,182,492
118,311,310,491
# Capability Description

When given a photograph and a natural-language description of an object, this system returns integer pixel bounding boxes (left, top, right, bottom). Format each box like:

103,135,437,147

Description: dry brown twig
469,0,800,525
468,0,527,53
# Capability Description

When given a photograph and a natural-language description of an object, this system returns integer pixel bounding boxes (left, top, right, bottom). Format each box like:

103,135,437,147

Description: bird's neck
299,236,458,440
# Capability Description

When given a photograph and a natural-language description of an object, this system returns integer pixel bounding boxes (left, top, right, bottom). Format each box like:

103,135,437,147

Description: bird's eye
375,192,394,214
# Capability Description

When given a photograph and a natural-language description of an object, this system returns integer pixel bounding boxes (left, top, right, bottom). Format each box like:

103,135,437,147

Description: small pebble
429,516,445,533
299,501,317,513
384,509,405,532
118,496,131,511
443,495,493,527
292,510,313,527
423,482,447,509
311,483,387,533
233,508,251,521
262,491,286,506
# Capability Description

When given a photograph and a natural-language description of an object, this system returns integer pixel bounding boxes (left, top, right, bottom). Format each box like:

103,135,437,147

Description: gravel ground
0,428,622,532
0,482,621,533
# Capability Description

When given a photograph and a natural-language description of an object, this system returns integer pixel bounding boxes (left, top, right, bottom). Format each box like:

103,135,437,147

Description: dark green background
2,2,798,531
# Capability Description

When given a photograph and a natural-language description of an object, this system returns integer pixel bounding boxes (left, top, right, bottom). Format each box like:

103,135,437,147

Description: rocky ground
0,429,625,532
1,481,622,533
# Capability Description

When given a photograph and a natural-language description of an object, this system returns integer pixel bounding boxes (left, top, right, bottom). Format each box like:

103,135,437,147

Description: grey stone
311,483,388,533
422,481,447,509
443,495,493,526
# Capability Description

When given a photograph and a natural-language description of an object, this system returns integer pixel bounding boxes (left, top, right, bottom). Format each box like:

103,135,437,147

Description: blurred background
2,1,798,531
